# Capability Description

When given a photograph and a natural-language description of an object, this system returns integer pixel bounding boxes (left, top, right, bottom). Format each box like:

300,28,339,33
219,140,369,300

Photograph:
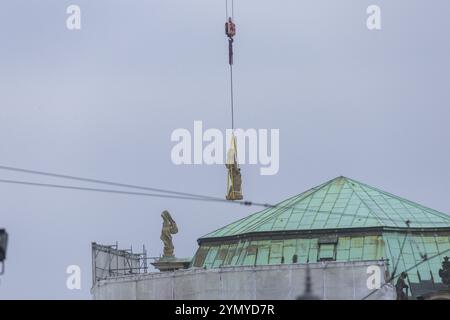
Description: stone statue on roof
160,210,178,258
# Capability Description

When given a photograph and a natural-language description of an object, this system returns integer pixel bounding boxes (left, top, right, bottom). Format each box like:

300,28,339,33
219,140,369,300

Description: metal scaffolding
91,242,157,285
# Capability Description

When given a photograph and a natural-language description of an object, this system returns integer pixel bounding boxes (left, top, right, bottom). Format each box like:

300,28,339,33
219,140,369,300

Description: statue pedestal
152,257,191,272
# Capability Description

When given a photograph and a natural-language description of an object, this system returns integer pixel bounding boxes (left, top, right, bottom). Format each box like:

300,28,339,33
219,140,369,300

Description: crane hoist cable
225,0,235,130
224,0,243,201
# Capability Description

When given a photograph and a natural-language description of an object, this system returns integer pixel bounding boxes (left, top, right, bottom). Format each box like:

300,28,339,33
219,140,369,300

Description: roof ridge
346,177,450,222
199,183,321,239
199,177,338,239
226,178,336,235
343,178,386,226
240,177,337,233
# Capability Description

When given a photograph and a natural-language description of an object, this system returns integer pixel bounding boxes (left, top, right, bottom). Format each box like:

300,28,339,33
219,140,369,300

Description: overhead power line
0,178,237,205
389,221,411,281
0,165,449,225
0,165,221,201
0,165,449,226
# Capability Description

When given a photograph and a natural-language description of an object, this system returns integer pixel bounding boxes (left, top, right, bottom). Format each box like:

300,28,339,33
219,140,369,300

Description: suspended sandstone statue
160,210,178,258
225,136,243,201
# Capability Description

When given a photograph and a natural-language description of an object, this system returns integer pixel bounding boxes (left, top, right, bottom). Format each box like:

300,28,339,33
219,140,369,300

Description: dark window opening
318,243,336,261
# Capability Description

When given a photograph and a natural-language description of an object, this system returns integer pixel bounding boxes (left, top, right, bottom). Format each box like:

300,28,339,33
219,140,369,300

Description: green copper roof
201,176,450,239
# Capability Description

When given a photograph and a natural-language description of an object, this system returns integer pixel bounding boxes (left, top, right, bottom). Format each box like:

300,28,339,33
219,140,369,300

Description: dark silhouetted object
297,264,319,300
225,17,236,65
439,256,450,287
396,272,409,300
0,229,8,275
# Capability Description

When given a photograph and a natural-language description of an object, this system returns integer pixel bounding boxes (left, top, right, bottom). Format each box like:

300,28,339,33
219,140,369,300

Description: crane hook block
225,17,236,39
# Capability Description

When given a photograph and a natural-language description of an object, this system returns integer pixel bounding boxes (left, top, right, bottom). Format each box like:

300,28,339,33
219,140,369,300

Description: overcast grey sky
0,0,449,299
